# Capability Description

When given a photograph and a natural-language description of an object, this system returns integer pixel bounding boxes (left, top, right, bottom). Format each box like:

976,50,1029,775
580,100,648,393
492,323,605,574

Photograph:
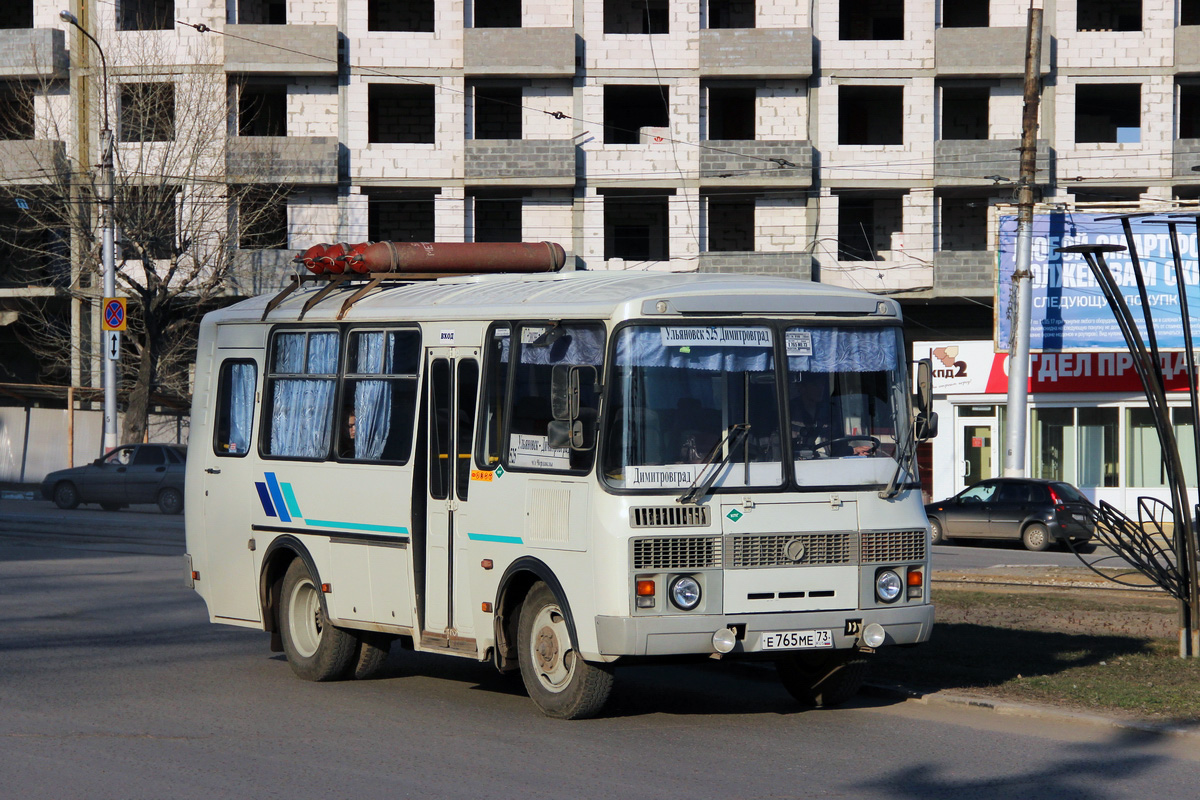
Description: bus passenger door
423,349,480,642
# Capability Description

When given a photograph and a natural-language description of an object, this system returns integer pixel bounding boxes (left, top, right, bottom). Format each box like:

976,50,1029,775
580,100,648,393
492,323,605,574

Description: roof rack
261,270,485,322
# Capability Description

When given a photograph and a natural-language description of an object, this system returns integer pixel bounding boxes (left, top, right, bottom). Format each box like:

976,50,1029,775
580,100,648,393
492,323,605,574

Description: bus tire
776,650,869,708
279,559,357,682
352,632,393,680
517,581,613,719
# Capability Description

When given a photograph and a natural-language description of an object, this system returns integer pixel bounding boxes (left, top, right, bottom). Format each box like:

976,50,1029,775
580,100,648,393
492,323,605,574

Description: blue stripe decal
263,472,291,523
467,532,523,544
254,482,276,517
304,519,410,535
280,482,302,518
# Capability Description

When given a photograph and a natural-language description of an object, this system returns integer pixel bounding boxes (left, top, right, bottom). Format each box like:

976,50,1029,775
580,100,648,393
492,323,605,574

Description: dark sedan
40,443,186,514
924,477,1095,551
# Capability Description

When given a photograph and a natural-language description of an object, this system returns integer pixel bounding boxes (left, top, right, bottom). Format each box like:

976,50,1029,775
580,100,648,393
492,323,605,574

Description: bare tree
0,31,290,444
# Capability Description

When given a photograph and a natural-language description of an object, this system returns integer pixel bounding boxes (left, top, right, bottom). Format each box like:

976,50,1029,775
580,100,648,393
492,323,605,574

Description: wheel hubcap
288,578,322,658
530,605,574,693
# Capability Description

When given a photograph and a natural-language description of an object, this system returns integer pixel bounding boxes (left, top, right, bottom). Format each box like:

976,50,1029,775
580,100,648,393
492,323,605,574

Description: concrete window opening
706,86,756,140
119,0,174,31
1067,185,1145,204
838,86,903,145
605,0,669,34
237,83,287,137
368,84,436,144
1185,1,1200,25
938,194,989,252
1075,83,1140,143
707,0,755,29
0,2,32,28
603,192,671,261
120,83,176,143
369,0,434,32
941,86,989,140
473,86,522,140
238,190,289,250
942,2,987,28
836,194,902,262
118,186,179,261
603,85,669,144
1077,0,1141,32
368,192,436,241
237,0,286,24
0,82,34,140
706,195,754,252
0,193,68,287
472,196,523,242
840,0,903,41
474,0,521,28
1180,83,1200,138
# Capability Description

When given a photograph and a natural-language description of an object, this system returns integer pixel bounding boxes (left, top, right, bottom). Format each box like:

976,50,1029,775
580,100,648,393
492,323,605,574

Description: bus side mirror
915,358,933,415
551,364,582,421
550,365,598,450
915,410,938,441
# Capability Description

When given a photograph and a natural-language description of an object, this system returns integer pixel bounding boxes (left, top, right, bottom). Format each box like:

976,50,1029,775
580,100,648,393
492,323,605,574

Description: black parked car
40,444,186,514
924,477,1096,552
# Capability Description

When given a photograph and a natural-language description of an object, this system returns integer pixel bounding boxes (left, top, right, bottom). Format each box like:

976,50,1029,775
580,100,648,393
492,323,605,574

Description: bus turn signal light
636,580,655,596
906,569,923,599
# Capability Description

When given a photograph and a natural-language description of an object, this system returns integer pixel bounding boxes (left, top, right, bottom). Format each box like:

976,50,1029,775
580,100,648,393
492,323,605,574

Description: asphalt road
2,498,1198,799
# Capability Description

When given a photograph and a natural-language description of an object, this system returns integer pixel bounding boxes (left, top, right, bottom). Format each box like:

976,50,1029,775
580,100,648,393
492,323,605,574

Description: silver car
40,444,187,514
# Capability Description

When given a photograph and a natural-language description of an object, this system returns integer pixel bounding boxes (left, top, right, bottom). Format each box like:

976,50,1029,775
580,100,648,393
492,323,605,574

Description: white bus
185,248,937,719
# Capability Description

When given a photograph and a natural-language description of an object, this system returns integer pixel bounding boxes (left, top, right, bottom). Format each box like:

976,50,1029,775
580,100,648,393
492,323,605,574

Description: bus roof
207,270,901,325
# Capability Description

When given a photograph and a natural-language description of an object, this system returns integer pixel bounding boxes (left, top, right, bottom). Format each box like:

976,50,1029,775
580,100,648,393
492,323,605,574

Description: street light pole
60,10,118,452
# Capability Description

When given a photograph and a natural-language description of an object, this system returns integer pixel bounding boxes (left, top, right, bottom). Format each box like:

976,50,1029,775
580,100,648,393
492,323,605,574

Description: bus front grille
630,505,711,528
860,529,927,563
728,532,854,568
633,536,723,570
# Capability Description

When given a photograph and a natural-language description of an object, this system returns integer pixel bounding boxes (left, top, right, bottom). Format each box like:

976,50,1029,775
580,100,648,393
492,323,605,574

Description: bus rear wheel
776,650,869,708
517,581,613,719
279,559,358,681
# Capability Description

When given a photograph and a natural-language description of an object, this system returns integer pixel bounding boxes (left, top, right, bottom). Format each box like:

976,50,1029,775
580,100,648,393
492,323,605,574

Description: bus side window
339,328,420,463
213,360,257,457
263,330,339,459
476,325,511,469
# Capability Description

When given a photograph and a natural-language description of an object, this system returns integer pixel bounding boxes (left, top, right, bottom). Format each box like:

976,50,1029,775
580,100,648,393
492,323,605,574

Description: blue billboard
995,213,1200,351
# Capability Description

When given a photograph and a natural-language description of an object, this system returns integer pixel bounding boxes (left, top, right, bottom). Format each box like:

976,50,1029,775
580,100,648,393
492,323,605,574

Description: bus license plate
760,629,833,651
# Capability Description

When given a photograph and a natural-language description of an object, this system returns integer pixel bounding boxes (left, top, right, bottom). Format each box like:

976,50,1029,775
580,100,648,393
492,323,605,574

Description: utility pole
1003,4,1043,477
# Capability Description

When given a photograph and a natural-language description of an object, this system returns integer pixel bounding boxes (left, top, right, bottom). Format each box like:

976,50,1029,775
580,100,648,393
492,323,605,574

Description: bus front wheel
279,559,358,681
776,650,869,708
517,581,613,719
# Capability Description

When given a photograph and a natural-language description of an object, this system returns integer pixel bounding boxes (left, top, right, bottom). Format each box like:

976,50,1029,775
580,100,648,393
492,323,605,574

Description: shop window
473,197,522,242
1077,407,1118,488
1174,408,1198,487
0,82,34,140
1032,407,1074,483
604,85,669,144
840,0,903,41
706,86,755,140
941,86,988,140
473,86,522,140
119,0,173,30
0,2,32,28
604,193,670,261
368,191,436,242
1076,84,1140,144
369,84,435,144
237,0,285,24
837,194,902,261
605,0,668,34
942,2,986,27
707,195,754,251
120,83,175,142
369,0,435,32
708,0,755,29
839,86,903,145
237,83,287,137
1077,0,1141,32
474,0,520,27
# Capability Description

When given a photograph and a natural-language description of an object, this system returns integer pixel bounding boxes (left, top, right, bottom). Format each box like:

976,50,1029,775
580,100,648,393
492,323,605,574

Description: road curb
863,682,1200,741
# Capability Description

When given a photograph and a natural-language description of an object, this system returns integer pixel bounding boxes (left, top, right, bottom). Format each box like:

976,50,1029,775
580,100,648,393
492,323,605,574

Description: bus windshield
602,323,910,491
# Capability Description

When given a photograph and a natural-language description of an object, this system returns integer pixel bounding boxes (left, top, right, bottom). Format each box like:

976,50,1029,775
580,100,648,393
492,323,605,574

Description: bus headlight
669,575,702,610
875,569,903,604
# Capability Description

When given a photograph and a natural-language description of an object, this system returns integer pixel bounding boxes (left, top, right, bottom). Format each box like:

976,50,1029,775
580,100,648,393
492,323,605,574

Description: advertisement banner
995,213,1200,351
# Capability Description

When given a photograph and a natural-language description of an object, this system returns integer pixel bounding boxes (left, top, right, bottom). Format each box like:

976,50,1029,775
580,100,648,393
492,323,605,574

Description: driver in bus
790,375,871,458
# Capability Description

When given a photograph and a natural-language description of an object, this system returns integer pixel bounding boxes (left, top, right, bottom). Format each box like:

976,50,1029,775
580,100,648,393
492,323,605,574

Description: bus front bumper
594,603,934,658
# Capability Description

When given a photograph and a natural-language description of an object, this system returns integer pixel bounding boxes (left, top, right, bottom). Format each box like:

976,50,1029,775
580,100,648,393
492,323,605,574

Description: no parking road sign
102,297,127,331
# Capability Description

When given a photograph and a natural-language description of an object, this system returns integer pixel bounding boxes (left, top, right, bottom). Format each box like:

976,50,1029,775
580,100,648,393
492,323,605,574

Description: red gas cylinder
312,242,351,274
351,241,566,274
339,241,375,274
294,243,330,274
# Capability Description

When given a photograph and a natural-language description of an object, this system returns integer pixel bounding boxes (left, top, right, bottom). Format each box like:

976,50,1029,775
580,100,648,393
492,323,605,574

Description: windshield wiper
678,423,750,506
880,419,917,500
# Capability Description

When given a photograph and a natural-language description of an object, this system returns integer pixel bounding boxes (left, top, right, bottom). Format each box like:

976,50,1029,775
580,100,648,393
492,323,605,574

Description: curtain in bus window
786,328,897,372
353,331,393,460
228,362,255,455
271,331,337,458
501,325,605,366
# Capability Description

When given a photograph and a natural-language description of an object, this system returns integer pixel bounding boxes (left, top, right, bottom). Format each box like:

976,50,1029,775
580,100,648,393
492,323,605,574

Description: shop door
956,417,996,491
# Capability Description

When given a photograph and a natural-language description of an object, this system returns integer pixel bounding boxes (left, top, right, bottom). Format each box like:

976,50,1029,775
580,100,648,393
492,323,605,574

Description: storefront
918,340,1199,515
